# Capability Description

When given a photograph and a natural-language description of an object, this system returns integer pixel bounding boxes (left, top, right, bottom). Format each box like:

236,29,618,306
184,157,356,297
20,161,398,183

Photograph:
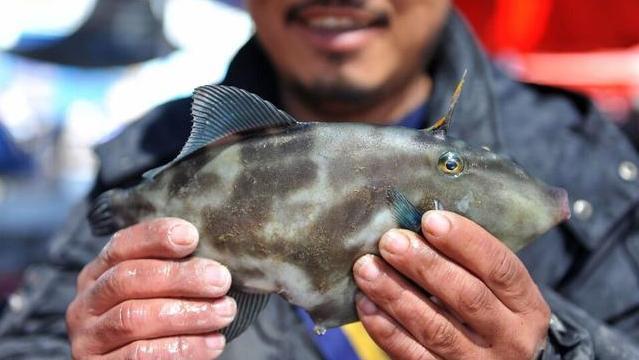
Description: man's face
245,0,450,108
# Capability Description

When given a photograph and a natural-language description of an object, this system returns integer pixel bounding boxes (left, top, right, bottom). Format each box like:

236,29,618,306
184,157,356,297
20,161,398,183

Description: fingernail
355,255,379,281
205,264,230,288
423,211,451,237
205,334,225,350
168,223,198,246
357,294,378,315
213,298,236,317
381,230,409,254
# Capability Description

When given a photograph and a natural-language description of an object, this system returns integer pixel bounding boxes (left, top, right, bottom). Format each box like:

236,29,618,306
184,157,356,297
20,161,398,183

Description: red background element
456,0,639,53
456,0,639,121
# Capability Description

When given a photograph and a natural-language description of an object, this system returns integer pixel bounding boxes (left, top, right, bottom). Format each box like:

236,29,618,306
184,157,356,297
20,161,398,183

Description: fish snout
547,186,571,221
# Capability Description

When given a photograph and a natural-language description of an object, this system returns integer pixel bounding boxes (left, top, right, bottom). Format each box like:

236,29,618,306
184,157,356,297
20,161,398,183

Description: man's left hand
354,210,550,360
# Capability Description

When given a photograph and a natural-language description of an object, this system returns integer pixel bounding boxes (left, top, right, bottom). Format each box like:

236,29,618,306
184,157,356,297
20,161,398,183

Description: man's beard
281,55,430,121
285,77,388,119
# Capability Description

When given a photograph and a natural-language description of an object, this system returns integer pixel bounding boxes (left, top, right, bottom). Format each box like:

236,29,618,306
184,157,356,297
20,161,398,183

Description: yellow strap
341,322,389,360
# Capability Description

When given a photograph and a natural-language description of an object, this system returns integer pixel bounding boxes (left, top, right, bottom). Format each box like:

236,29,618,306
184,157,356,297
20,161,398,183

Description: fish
88,76,570,341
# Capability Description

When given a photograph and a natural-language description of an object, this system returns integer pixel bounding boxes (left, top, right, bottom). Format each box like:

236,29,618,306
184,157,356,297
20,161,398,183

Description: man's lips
288,6,388,32
286,5,389,52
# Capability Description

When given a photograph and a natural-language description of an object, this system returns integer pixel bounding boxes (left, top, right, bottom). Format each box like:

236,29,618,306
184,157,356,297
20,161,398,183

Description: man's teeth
307,16,363,31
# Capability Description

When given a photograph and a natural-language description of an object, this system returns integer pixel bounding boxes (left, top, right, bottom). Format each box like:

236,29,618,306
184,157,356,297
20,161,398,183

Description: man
2,1,639,359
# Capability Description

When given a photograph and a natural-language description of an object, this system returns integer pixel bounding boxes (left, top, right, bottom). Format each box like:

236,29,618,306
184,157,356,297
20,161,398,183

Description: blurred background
0,0,252,308
0,0,638,309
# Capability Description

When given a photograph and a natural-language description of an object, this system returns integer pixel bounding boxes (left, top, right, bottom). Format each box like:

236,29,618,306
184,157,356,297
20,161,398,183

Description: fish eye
438,151,464,176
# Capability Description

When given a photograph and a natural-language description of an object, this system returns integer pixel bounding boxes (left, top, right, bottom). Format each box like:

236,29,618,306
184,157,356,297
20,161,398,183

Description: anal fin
221,289,271,342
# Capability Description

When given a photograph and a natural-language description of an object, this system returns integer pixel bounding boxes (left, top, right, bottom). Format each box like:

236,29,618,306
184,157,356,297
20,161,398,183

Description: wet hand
354,211,550,359
66,218,235,359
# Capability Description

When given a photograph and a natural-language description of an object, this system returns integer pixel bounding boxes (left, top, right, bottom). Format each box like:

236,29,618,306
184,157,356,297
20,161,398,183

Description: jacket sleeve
0,201,108,359
539,287,639,359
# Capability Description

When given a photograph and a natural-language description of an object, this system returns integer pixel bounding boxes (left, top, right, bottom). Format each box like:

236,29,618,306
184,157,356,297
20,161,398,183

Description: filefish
88,77,570,341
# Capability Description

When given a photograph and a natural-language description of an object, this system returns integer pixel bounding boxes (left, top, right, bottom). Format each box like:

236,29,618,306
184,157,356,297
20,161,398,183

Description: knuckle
459,282,492,315
510,337,539,359
414,349,436,360
422,317,457,351
131,342,144,360
129,341,153,360
539,301,551,322
532,306,551,342
414,246,439,273
77,266,92,289
377,317,402,340
98,241,119,270
488,250,520,289
525,293,552,320
508,313,550,359
378,276,408,305
159,260,178,279
175,336,192,358
126,337,193,360
70,336,103,359
70,341,88,359
98,266,128,298
65,299,81,331
394,337,433,360
114,301,146,337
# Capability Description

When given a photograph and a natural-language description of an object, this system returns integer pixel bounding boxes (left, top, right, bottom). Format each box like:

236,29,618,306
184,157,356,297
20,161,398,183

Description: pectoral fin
386,188,424,233
387,189,445,234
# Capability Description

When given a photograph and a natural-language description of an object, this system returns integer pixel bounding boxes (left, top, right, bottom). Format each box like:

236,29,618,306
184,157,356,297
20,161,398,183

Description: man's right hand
66,218,235,359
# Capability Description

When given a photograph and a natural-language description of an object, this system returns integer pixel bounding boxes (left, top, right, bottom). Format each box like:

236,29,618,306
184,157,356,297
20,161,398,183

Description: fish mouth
548,187,571,221
286,1,390,53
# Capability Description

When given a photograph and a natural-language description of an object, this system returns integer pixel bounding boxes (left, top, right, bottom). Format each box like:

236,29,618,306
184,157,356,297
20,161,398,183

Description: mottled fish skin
108,122,568,329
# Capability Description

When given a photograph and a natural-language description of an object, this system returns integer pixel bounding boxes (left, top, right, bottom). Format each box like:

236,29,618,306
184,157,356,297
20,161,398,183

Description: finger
354,255,476,359
422,211,542,313
378,229,514,339
102,333,225,360
85,257,231,314
86,298,235,354
78,218,198,289
356,294,439,360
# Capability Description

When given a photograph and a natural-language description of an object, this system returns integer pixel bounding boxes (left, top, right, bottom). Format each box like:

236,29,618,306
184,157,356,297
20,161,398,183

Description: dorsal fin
143,85,299,179
425,69,467,138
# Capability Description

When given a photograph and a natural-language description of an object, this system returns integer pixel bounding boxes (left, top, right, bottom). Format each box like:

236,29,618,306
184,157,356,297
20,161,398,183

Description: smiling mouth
285,4,389,53
287,5,389,33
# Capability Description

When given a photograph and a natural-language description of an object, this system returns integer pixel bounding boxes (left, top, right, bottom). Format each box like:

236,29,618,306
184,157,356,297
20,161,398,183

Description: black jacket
1,12,639,359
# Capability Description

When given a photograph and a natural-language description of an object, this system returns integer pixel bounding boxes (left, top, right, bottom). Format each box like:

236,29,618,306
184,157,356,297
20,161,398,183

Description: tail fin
88,189,136,236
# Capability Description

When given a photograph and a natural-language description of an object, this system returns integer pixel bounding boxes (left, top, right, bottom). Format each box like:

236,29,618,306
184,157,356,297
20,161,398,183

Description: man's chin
288,79,386,113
